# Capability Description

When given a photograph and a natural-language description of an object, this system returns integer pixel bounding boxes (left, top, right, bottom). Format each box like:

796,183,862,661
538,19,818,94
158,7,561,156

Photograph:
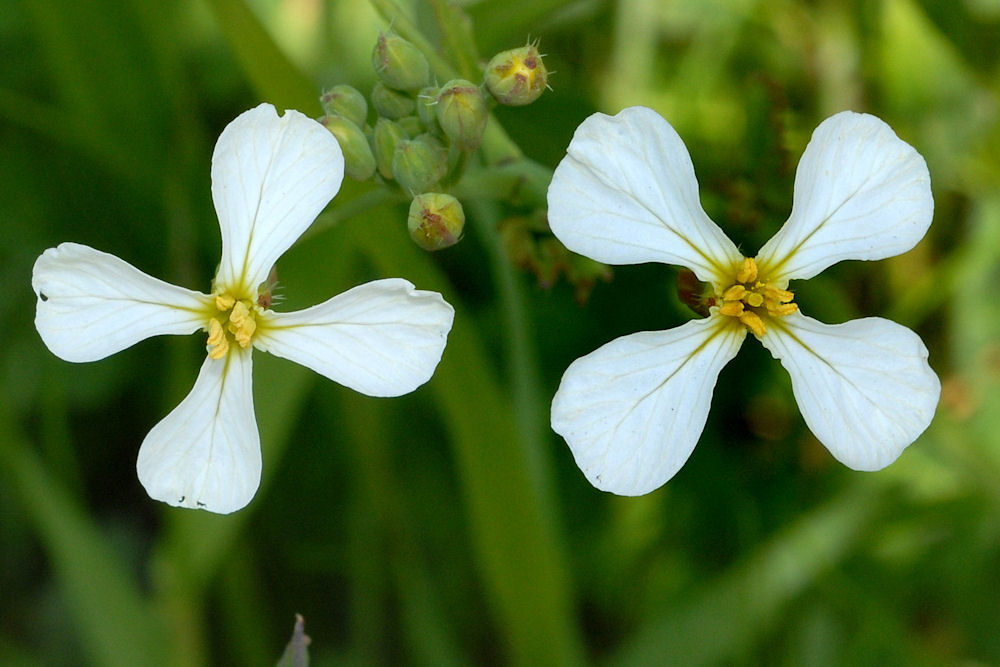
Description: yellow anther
206,295,258,356
717,256,796,337
718,301,745,317
207,318,229,359
215,293,236,311
739,310,766,337
228,300,249,326
722,285,747,301
736,257,758,284
226,301,256,349
767,301,799,317
761,285,794,303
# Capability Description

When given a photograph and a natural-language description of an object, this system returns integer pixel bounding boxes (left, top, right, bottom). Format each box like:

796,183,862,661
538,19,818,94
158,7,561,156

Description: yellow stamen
722,285,746,301
739,311,766,337
716,256,797,336
207,318,229,359
767,301,799,317
718,301,745,317
215,293,236,310
736,257,758,284
206,294,259,357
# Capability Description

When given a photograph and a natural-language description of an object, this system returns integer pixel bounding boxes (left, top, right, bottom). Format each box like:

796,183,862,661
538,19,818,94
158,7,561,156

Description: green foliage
2,0,999,664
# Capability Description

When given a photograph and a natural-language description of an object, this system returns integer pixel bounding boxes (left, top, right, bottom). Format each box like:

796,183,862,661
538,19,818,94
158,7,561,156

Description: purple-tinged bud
484,43,549,106
408,193,465,251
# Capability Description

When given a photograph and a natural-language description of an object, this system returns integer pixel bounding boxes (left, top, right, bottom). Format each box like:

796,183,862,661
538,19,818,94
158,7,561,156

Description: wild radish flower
32,104,454,513
548,107,939,495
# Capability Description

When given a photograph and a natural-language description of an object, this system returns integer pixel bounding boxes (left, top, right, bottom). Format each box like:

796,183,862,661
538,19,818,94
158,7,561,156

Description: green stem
428,0,480,82
349,211,586,666
467,199,557,499
453,158,552,209
302,186,405,242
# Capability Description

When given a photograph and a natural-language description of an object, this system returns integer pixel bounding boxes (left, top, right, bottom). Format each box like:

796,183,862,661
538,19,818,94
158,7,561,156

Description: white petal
551,316,746,495
547,106,742,283
212,103,345,293
32,243,210,362
254,279,454,397
136,347,260,514
756,111,933,282
760,312,940,470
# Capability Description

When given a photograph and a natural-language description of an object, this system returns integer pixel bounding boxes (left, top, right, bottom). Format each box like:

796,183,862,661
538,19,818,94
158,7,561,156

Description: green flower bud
372,31,430,92
435,79,488,151
408,193,465,251
320,85,368,127
392,134,447,193
371,81,415,120
398,115,423,137
320,115,376,181
373,117,408,180
484,43,548,106
416,86,442,135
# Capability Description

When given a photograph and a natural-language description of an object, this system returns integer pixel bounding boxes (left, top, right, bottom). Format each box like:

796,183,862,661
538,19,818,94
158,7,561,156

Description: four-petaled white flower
32,103,455,514
548,107,940,495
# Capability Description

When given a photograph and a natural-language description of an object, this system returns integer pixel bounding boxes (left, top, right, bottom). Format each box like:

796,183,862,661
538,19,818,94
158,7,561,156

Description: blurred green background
3,0,1000,664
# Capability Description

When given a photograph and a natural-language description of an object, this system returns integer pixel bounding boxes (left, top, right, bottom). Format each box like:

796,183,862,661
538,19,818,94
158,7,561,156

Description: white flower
548,107,940,495
32,103,455,514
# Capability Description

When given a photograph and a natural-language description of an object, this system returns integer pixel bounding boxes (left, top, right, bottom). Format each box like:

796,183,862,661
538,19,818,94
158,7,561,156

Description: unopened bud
408,193,465,251
320,85,368,127
371,81,415,120
484,43,548,106
398,115,423,137
435,79,488,151
372,31,430,92
416,86,442,135
392,134,447,193
373,117,408,180
320,115,376,181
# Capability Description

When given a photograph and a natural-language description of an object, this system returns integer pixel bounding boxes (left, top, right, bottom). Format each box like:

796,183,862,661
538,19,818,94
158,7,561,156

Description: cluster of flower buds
319,31,550,252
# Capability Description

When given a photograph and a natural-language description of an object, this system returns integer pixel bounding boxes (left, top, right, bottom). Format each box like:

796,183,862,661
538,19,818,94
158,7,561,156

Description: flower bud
371,81,415,120
435,79,488,151
484,43,548,106
372,31,430,92
320,115,376,181
408,193,465,251
398,115,423,138
320,85,368,127
392,134,447,193
373,117,408,180
416,86,442,135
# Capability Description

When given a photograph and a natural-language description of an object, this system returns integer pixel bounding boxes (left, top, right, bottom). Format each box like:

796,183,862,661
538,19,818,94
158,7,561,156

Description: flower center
716,257,797,336
206,293,259,359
